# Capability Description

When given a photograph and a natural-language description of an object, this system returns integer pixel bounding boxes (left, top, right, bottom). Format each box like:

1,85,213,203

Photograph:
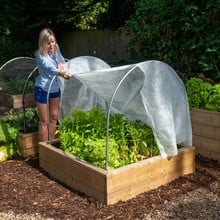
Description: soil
0,155,220,220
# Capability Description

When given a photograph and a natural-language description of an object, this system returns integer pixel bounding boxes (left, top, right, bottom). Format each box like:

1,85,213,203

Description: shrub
0,36,34,67
124,0,220,81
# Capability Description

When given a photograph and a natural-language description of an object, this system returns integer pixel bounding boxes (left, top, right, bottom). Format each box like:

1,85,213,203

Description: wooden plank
106,147,195,203
17,132,39,157
193,134,220,161
107,147,195,192
39,143,107,203
19,146,38,157
190,109,220,127
40,157,107,202
191,109,220,161
0,93,36,109
192,135,220,152
192,123,220,140
39,142,195,205
196,148,220,161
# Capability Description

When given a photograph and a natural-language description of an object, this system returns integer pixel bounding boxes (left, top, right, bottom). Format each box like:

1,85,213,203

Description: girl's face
47,36,56,54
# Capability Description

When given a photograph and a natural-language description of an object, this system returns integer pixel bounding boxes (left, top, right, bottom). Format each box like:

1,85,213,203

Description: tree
58,0,109,30
0,0,63,42
97,0,135,29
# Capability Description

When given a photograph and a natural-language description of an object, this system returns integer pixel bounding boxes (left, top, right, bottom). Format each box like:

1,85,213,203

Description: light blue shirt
35,46,65,93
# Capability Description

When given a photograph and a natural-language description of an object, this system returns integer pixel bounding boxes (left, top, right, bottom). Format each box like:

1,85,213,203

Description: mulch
0,155,220,220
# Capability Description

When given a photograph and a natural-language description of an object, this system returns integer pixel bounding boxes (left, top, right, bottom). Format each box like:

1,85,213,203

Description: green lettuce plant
58,108,159,170
186,77,220,111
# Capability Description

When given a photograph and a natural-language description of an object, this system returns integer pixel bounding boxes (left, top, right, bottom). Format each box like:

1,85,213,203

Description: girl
35,28,72,141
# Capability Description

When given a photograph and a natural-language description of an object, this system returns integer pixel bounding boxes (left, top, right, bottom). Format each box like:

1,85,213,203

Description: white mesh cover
59,56,192,158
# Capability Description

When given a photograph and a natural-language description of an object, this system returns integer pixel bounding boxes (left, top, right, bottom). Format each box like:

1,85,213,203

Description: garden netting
59,56,192,158
0,57,37,79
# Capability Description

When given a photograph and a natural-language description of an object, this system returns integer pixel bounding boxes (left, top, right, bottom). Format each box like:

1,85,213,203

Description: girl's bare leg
37,102,48,142
49,97,60,140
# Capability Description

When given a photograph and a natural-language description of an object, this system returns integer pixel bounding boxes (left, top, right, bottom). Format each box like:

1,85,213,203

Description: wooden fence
59,29,130,63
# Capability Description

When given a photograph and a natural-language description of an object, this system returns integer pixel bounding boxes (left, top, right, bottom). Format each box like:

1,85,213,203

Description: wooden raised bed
0,93,35,109
39,141,195,205
17,132,39,157
190,108,220,161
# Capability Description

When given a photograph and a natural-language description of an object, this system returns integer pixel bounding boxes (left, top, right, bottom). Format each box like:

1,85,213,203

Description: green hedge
124,0,220,81
0,36,34,67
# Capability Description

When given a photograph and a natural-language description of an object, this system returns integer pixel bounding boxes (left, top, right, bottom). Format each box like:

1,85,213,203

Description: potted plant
16,107,39,157
39,108,195,205
0,76,36,109
0,107,39,158
186,77,220,161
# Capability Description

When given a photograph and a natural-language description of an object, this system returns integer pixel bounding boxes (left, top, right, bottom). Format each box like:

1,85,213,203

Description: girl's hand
63,72,72,80
58,62,72,79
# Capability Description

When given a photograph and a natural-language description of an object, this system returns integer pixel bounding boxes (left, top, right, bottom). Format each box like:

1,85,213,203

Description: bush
0,36,35,67
0,77,35,95
124,0,220,81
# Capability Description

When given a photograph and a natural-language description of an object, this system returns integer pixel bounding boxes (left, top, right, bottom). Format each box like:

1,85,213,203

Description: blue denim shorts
34,86,61,104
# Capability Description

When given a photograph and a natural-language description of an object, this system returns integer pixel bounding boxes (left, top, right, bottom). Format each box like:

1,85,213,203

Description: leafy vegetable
58,108,159,170
205,84,220,111
186,77,220,111
0,76,34,95
0,119,19,161
186,77,212,109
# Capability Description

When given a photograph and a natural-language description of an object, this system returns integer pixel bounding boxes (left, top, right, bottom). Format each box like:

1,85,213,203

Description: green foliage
2,108,39,133
0,0,134,39
96,0,135,29
0,76,35,95
0,117,19,161
0,36,34,67
186,77,212,108
0,107,39,161
63,0,109,30
0,0,63,41
205,84,220,111
186,77,220,111
59,0,135,30
58,108,159,170
0,145,18,162
124,0,220,81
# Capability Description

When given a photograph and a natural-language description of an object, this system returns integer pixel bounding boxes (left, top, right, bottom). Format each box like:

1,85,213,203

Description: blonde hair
38,28,57,55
